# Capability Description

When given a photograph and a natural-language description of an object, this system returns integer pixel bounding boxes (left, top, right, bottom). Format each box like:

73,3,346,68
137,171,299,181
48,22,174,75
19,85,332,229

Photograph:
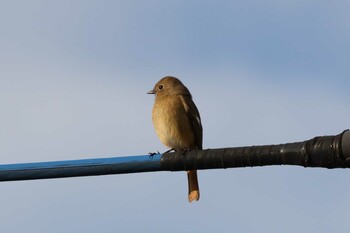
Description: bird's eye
158,84,163,90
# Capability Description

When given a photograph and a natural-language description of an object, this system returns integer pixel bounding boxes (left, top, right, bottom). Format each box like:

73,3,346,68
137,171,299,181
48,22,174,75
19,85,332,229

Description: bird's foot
181,149,191,155
163,148,175,154
148,151,160,158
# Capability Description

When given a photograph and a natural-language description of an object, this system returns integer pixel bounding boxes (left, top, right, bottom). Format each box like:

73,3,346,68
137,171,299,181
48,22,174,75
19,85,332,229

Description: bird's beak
147,89,156,94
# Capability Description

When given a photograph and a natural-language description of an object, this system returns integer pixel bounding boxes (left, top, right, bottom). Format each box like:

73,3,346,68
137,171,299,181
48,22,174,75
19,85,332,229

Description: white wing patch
195,116,201,126
180,95,190,112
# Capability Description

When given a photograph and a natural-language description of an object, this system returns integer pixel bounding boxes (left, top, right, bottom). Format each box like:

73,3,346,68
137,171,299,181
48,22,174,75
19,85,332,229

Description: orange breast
152,96,196,150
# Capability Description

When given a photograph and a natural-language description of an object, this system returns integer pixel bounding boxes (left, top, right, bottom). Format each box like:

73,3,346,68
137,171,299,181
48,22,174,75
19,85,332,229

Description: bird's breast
152,96,195,149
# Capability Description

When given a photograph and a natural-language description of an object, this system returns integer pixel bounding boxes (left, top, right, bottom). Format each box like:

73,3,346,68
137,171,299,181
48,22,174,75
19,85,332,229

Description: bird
148,76,202,202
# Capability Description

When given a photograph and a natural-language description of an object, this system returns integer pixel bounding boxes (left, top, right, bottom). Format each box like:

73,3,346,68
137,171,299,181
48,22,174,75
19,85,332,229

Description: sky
0,1,349,232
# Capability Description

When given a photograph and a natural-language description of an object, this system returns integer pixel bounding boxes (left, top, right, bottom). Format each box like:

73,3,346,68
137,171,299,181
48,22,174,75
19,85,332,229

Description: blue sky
0,1,349,232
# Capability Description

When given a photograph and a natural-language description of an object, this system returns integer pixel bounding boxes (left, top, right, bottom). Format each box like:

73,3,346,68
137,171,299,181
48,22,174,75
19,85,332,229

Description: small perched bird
148,76,202,202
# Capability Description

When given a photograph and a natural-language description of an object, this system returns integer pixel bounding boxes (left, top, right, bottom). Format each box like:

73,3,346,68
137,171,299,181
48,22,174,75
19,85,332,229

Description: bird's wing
180,95,203,150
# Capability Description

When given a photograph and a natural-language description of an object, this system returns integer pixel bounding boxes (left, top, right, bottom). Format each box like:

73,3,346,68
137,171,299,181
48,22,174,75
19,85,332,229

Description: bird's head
147,76,191,98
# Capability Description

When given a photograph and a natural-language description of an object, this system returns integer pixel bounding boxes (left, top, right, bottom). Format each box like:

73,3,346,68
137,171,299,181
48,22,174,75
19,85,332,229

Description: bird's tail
187,170,200,202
